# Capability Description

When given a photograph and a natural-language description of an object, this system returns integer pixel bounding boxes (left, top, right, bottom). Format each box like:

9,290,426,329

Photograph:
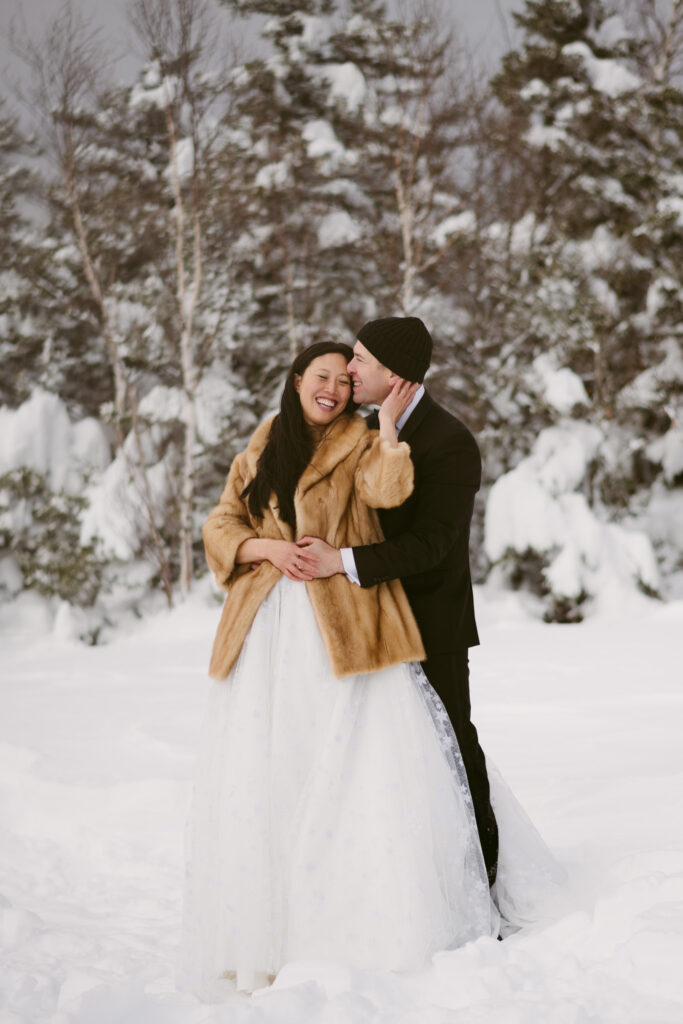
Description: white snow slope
1,585,682,1023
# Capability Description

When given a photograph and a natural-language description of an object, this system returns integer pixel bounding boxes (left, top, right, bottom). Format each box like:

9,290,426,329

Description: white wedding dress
180,577,563,1000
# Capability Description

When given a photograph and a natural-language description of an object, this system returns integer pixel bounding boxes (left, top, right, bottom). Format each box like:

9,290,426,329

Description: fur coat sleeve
354,438,414,509
202,451,259,592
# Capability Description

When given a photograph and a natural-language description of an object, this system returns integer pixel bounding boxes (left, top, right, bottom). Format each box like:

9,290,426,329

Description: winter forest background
1,3,683,1021
0,0,681,641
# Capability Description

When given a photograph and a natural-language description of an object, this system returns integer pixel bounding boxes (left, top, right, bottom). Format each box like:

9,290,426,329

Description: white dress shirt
341,385,425,585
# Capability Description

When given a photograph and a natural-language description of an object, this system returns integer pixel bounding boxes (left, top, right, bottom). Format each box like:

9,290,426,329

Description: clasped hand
253,538,340,580
251,540,320,581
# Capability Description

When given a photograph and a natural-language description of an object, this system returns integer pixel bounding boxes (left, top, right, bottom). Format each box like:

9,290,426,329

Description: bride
180,341,561,1000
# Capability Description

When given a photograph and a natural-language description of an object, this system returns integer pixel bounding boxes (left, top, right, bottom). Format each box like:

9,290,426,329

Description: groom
300,316,499,885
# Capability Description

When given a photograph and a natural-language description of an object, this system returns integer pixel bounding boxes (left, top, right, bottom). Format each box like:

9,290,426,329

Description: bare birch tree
14,6,129,421
335,0,476,315
627,0,683,84
386,6,463,311
15,3,176,604
128,0,235,593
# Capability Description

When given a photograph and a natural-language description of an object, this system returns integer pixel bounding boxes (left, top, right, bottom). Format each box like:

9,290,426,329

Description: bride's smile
294,353,352,427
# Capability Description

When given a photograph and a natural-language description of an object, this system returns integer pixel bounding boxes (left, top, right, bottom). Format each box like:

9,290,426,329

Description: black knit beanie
356,316,432,383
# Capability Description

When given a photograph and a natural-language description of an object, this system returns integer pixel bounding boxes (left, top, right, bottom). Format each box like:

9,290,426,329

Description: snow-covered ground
1,584,682,1023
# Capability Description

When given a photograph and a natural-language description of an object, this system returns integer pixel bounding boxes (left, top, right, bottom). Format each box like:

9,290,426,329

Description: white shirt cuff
341,547,361,586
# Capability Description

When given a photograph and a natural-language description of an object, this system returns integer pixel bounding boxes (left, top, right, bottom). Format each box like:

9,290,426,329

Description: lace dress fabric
179,577,562,1000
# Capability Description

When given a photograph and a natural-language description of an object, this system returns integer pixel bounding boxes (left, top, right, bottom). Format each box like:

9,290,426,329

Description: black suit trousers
421,650,499,885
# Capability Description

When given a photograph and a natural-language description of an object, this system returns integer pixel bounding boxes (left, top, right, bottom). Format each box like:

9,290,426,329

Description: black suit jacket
353,391,480,654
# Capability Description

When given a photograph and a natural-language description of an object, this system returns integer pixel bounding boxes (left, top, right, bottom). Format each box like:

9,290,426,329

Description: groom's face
347,341,395,405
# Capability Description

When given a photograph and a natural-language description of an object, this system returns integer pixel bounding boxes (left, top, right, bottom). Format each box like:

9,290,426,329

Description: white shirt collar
396,384,425,432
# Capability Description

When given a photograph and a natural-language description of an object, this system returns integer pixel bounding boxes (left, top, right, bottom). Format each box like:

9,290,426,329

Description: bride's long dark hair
242,341,356,530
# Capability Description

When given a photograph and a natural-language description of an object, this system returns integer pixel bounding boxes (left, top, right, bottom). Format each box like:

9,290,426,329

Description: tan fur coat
203,412,425,680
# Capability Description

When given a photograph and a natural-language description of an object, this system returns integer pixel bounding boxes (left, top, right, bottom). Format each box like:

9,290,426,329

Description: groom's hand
297,537,343,578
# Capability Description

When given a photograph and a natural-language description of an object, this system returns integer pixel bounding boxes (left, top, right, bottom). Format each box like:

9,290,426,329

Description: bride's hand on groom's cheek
378,379,419,424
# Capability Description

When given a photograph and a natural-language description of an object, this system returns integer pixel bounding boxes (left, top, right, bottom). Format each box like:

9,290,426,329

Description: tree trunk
165,85,202,595
395,165,415,312
64,134,128,427
129,394,175,607
179,380,197,594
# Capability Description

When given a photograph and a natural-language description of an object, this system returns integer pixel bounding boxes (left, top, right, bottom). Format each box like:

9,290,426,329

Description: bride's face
294,353,353,428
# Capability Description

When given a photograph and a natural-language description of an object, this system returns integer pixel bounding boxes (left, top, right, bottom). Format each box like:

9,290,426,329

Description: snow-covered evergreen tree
0,103,47,408
2,0,680,631
480,0,683,615
14,1,254,604
215,0,365,381
219,0,473,353
324,1,473,318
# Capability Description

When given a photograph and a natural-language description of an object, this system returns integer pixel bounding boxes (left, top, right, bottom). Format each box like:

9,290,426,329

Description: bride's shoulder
347,411,381,442
244,415,277,453
348,411,371,433
336,412,374,447
224,416,276,481
349,410,380,441
315,413,372,467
